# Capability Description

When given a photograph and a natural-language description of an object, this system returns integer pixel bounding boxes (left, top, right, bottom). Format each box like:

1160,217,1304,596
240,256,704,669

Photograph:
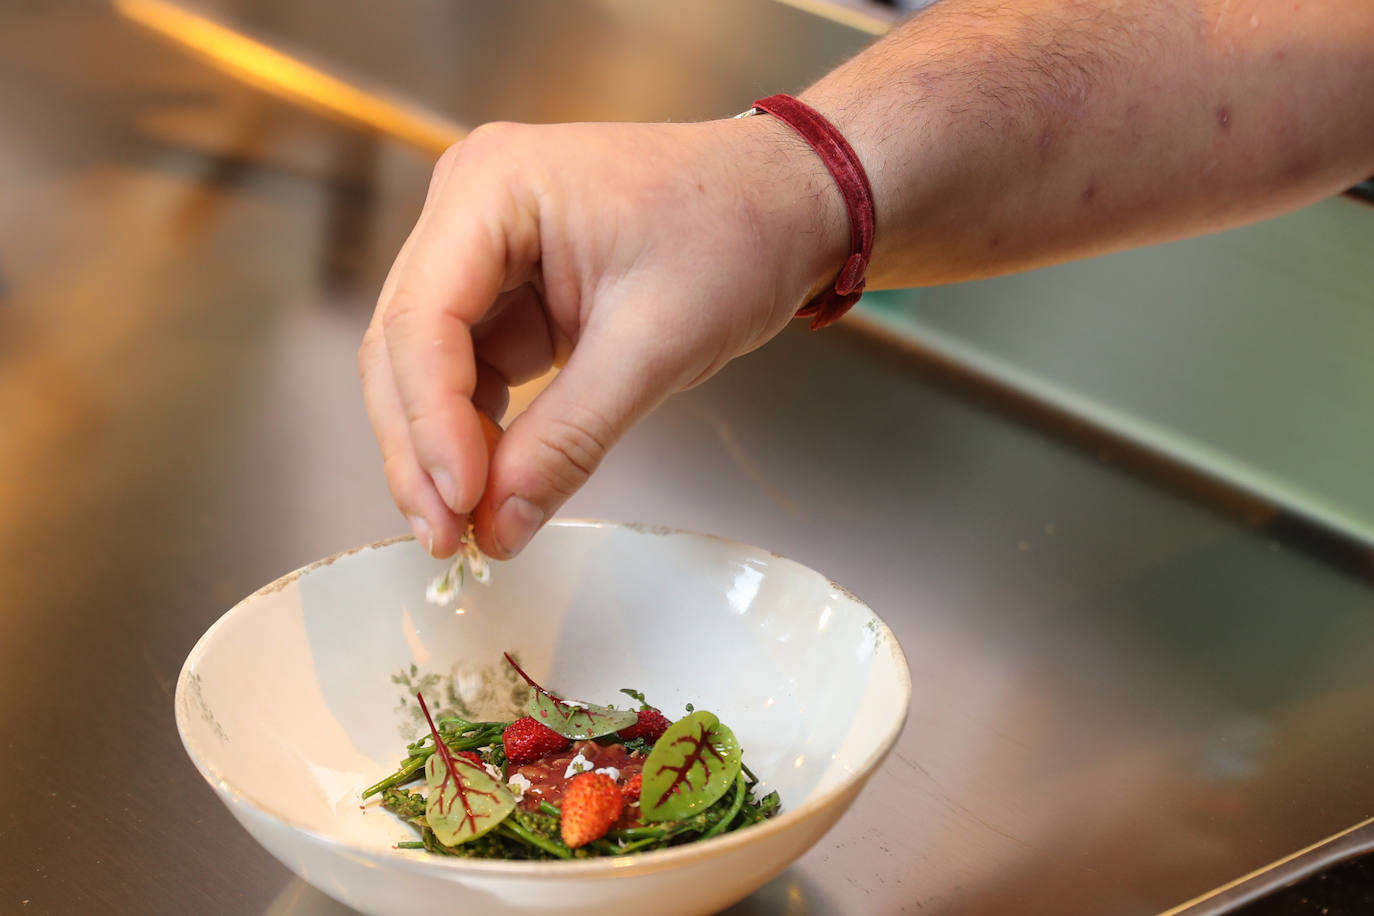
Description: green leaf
423,751,515,846
502,653,638,739
640,710,742,822
619,687,650,709
526,687,638,740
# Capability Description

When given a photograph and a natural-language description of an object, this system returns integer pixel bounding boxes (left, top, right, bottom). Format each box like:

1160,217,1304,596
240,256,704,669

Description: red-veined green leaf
525,687,638,739
504,653,638,739
423,751,515,846
640,710,742,821
415,692,514,846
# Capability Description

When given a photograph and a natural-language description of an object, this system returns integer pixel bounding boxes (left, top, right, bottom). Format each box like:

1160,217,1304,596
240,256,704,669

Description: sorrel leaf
423,752,515,846
525,688,638,739
416,693,514,846
640,710,742,821
504,653,638,739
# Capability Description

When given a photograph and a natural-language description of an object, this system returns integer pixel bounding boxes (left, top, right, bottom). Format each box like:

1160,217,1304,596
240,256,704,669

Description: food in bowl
365,653,781,858
175,523,910,916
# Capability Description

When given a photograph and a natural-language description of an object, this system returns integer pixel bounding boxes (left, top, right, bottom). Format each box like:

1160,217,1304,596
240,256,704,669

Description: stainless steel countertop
3,3,1373,915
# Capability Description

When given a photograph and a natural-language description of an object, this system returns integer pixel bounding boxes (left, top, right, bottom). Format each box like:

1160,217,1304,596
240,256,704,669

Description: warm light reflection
793,754,806,768
399,608,430,669
114,0,462,154
770,0,891,35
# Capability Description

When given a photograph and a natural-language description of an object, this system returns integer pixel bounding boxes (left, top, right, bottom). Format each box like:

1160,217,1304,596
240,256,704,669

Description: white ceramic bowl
176,520,910,916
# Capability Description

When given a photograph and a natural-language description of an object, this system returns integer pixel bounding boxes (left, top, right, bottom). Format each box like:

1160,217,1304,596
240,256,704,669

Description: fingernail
429,468,460,511
494,496,544,557
408,515,434,555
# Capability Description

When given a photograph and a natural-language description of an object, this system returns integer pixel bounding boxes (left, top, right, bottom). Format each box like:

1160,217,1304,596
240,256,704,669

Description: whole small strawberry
618,708,671,743
620,772,642,802
560,772,624,848
503,716,570,765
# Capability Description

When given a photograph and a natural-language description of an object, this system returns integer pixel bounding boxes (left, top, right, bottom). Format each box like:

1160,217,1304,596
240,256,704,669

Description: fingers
360,185,472,554
380,212,498,512
368,128,543,552
362,120,773,562
471,326,680,559
358,320,467,556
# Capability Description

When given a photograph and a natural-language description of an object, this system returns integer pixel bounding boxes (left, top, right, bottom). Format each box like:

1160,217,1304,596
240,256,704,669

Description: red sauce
511,740,644,818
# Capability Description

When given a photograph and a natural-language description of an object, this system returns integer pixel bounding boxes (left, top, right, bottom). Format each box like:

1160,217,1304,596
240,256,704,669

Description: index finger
379,133,541,516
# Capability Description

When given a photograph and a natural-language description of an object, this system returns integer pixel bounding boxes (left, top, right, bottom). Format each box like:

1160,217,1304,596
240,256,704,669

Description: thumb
471,328,680,559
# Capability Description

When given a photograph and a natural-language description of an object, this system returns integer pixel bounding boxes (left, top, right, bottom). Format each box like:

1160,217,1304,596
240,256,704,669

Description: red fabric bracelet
751,93,876,330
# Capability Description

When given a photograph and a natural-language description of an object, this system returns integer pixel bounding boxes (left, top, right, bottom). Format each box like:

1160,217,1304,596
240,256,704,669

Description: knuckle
448,122,523,172
381,267,451,338
530,409,613,499
405,408,471,478
379,292,419,338
400,400,446,444
466,121,516,147
433,140,465,179
381,452,423,512
430,126,514,196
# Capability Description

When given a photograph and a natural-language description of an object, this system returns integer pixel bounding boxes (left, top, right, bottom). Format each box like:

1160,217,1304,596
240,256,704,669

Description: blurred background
2,1,1372,914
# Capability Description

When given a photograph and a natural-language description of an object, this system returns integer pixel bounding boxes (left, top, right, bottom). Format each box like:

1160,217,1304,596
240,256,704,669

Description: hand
359,117,846,559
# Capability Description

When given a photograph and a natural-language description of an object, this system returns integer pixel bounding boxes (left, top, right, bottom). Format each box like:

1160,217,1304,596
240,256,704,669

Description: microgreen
503,652,638,739
619,688,651,709
416,692,514,846
640,710,742,822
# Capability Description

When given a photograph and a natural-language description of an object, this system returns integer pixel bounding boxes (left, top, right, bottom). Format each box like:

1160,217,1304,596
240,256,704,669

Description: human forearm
796,0,1374,287
363,0,1374,560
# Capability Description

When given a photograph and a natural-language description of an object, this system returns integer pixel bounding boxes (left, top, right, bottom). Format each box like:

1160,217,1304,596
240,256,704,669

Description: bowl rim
175,519,912,878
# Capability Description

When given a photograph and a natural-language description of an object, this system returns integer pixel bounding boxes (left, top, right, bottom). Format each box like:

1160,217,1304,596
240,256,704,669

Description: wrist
719,110,854,315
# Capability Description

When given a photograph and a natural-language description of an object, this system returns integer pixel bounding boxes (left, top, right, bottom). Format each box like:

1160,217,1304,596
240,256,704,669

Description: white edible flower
563,752,593,779
425,523,491,605
593,766,620,781
466,547,491,585
425,571,458,606
507,773,532,801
